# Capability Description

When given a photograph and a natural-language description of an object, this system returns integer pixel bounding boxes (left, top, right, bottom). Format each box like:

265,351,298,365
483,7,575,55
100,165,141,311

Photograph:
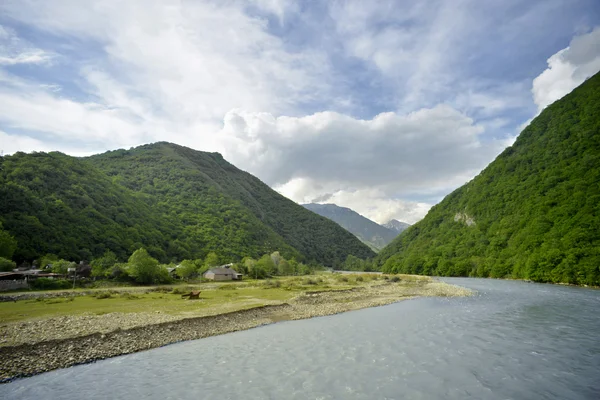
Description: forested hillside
303,203,400,250
378,72,600,286
87,143,374,265
0,144,374,265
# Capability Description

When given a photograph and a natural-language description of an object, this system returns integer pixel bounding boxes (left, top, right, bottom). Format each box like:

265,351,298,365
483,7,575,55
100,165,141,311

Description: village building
203,264,243,281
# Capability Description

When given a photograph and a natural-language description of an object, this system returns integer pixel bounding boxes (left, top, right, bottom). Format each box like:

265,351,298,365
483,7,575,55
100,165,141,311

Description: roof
205,268,235,275
204,267,242,276
0,272,24,278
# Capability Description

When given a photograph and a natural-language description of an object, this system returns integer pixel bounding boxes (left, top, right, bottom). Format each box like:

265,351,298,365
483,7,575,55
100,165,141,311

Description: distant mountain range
302,203,410,251
383,219,411,234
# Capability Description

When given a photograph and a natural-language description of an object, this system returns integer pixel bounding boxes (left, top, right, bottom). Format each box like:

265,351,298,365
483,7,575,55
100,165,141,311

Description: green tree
0,226,17,260
343,254,362,271
246,256,269,279
128,248,163,284
257,254,276,276
278,259,293,276
270,251,283,268
204,252,220,268
288,258,299,275
108,263,130,280
51,259,76,275
0,257,16,272
91,250,118,278
38,254,59,270
178,259,198,280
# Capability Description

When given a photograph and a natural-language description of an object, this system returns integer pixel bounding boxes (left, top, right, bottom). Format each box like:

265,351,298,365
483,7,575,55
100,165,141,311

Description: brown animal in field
181,291,201,299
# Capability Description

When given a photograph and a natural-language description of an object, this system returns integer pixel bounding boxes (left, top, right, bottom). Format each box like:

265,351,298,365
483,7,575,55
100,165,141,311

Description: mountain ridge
302,203,408,250
0,143,375,265
383,219,411,234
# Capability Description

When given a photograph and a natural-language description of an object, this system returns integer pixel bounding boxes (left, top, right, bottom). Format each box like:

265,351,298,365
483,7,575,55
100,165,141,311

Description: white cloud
0,24,53,65
0,1,593,225
1,0,329,120
0,130,49,154
532,27,600,111
275,179,431,224
220,106,502,189
219,106,507,223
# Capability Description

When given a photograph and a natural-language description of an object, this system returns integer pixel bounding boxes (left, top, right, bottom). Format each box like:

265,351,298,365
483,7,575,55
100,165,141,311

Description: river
1,278,599,399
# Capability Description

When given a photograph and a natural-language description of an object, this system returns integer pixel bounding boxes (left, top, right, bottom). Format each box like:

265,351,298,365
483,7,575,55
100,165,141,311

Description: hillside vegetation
0,144,374,265
378,72,600,286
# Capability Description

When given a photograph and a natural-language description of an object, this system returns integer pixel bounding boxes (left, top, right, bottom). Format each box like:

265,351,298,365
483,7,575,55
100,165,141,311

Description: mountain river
1,278,599,399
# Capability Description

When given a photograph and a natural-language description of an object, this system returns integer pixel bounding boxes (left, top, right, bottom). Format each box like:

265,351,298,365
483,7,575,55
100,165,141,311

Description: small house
203,265,242,281
167,267,180,279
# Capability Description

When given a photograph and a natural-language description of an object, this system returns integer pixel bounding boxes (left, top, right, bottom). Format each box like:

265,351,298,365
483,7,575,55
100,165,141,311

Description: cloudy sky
1,0,599,224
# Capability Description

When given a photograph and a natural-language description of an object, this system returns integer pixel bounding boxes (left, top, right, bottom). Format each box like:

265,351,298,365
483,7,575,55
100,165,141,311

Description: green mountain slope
0,144,374,265
0,151,174,262
378,72,600,286
303,203,401,251
86,143,375,265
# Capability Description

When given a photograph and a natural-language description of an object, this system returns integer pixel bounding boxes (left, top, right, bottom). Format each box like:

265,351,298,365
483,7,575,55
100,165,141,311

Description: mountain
0,143,375,265
377,72,600,286
383,219,411,234
302,203,401,250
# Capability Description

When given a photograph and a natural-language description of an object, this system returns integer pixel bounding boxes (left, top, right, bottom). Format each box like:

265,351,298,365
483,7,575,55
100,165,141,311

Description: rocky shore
0,280,471,383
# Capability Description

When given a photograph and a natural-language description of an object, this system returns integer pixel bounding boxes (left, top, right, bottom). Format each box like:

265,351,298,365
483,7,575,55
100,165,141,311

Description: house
69,261,92,278
203,265,243,281
167,267,180,279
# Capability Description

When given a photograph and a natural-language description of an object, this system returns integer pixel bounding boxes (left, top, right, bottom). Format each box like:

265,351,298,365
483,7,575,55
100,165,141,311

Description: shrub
355,276,364,282
303,278,317,285
171,286,196,295
0,257,16,272
121,292,141,300
262,280,281,289
30,278,72,290
217,285,238,290
390,276,400,282
94,291,113,299
44,297,75,304
147,286,172,293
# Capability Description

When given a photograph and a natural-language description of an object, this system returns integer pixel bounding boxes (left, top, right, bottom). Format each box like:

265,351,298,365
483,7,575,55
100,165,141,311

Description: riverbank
0,275,471,382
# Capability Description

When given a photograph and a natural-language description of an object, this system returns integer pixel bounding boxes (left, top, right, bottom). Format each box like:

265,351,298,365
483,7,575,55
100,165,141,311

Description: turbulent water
2,278,599,399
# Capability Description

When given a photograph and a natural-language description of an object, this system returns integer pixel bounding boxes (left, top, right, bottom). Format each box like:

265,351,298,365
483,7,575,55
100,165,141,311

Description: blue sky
1,0,599,223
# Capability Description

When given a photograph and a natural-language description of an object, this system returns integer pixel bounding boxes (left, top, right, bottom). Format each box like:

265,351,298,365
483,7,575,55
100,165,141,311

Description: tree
278,259,293,276
288,258,299,275
297,262,312,275
39,254,59,270
343,254,362,271
204,252,220,268
270,251,283,268
0,226,17,260
51,259,76,275
0,257,16,272
256,254,276,277
91,250,118,278
178,259,198,280
246,256,269,279
128,248,164,284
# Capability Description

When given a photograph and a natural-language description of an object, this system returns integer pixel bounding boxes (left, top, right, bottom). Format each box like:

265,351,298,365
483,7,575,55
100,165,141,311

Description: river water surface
2,278,599,399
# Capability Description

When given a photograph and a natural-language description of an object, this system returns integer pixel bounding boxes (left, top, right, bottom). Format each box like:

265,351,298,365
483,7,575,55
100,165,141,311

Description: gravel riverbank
0,281,471,382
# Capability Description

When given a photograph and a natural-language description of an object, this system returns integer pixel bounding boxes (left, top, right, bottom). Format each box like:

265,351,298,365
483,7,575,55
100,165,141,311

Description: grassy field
0,274,383,323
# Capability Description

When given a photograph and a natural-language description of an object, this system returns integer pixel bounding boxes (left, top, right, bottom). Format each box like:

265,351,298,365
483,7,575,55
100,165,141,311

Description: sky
1,0,599,224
